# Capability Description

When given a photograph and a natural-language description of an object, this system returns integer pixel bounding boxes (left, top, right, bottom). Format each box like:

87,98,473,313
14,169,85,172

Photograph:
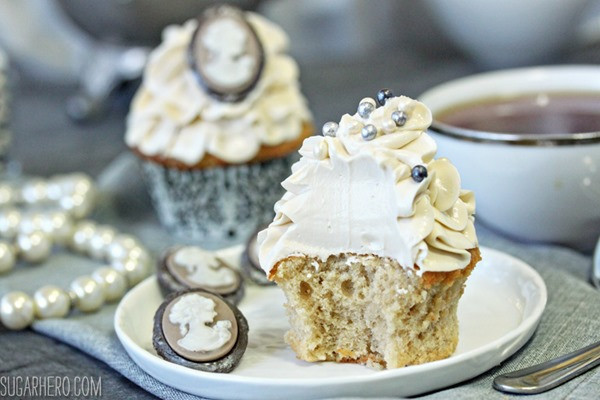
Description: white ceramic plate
115,246,547,399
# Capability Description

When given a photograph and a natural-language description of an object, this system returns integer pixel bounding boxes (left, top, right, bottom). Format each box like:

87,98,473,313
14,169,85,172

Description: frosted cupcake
258,90,479,369
125,5,312,247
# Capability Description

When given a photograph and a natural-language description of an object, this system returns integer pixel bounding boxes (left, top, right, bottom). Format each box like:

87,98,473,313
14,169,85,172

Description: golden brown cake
270,249,480,368
258,91,480,369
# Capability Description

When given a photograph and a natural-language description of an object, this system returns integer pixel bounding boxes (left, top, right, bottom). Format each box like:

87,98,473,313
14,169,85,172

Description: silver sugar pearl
392,110,408,127
361,124,378,141
357,98,376,119
322,121,339,137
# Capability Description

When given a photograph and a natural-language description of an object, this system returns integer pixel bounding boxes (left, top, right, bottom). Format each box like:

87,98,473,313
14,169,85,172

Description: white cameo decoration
174,246,237,287
202,18,255,88
169,293,232,352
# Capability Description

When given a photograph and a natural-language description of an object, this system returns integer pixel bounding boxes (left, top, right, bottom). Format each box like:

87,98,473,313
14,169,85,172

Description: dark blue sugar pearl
376,88,394,106
411,165,428,182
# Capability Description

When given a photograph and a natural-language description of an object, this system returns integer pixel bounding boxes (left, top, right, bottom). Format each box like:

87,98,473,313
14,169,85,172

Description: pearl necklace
0,173,152,330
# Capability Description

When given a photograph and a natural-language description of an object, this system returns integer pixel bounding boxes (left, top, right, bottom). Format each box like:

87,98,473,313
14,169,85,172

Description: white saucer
115,246,547,399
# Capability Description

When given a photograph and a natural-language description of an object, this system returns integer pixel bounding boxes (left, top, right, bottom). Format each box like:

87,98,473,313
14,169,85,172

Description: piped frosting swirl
125,13,311,165
258,95,477,275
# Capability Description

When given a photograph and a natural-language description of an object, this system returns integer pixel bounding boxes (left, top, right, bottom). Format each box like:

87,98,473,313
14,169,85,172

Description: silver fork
494,237,600,394
493,340,600,394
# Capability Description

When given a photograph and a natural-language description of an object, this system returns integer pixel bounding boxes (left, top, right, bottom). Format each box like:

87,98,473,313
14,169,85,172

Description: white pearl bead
347,119,362,134
88,225,116,260
44,211,74,245
382,118,397,134
70,276,105,312
0,241,16,274
60,192,94,219
16,231,52,263
0,183,14,206
33,285,70,319
70,221,97,254
18,212,45,234
0,208,21,238
72,174,94,196
106,234,140,263
313,140,329,160
92,267,127,302
48,174,82,196
21,179,48,204
45,179,64,201
127,246,151,263
0,291,35,330
112,256,150,287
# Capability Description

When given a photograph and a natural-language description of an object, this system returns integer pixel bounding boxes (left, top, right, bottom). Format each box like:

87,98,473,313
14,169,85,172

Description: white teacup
419,65,600,251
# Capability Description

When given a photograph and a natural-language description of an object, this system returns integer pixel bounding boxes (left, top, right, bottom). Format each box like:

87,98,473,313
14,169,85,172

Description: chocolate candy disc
153,289,249,372
157,246,245,304
162,292,238,362
189,5,264,102
167,247,241,295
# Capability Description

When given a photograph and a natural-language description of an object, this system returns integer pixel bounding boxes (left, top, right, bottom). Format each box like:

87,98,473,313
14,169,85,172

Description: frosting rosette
258,95,477,275
125,12,311,165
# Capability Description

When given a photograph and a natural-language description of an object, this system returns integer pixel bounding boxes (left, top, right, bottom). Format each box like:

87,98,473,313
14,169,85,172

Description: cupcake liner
140,153,296,248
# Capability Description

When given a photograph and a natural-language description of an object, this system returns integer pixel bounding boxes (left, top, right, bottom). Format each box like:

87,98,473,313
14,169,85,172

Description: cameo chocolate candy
153,289,248,373
241,226,274,286
157,246,245,304
189,5,264,102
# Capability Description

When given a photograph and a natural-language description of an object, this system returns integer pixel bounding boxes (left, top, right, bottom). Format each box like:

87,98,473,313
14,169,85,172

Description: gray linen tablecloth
1,153,599,400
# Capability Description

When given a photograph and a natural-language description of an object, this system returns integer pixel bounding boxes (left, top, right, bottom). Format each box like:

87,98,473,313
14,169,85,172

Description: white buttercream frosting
258,95,477,275
125,13,311,165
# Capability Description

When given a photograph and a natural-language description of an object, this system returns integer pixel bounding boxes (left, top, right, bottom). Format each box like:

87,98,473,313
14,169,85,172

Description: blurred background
0,0,599,175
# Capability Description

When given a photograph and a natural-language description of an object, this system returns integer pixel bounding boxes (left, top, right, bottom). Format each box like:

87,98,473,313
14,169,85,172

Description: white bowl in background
423,0,591,68
419,65,600,251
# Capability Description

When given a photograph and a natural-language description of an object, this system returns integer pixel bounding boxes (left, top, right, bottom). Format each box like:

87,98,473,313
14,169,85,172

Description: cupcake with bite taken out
125,5,312,247
258,90,480,369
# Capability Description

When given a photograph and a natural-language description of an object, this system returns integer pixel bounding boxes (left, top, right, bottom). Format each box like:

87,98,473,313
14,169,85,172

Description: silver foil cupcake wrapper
140,153,297,248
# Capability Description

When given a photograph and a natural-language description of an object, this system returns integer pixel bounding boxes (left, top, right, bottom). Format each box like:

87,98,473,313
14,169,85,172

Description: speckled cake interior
270,249,480,369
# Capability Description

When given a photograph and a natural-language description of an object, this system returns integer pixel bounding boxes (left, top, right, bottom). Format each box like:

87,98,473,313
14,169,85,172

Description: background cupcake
125,5,312,247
